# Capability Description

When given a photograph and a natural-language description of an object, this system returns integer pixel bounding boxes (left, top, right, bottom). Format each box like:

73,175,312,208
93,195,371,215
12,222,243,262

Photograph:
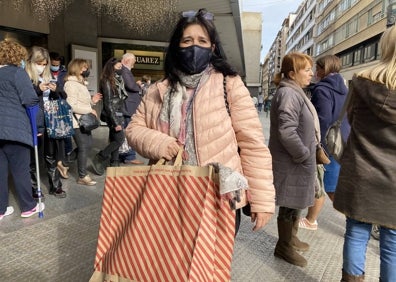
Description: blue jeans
343,217,396,281
323,155,340,193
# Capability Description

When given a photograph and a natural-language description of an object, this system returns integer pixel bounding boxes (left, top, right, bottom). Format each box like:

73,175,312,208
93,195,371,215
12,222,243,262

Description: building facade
262,0,395,88
0,0,263,95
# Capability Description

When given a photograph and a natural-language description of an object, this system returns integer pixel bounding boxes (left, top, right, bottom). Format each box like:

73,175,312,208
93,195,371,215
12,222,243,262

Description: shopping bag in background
43,99,74,139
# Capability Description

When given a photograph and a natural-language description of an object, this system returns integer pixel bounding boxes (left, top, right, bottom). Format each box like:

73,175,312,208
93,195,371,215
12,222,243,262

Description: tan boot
341,270,365,281
77,175,97,186
274,219,307,267
291,217,310,251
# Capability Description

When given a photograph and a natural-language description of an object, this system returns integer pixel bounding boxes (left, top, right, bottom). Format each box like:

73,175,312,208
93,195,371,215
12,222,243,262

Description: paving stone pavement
0,111,380,281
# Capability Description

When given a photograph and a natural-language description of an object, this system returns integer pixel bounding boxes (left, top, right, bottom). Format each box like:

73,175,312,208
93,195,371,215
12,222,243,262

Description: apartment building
261,54,270,98
266,15,296,97
262,0,396,95
285,0,316,56
314,0,391,81
265,0,316,96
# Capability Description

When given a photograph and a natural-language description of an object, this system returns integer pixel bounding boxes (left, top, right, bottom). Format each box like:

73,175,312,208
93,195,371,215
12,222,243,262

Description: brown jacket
334,76,396,229
126,71,275,213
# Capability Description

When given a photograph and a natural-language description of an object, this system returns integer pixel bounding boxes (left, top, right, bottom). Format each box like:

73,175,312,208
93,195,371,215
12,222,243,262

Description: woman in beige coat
64,59,102,186
126,9,274,235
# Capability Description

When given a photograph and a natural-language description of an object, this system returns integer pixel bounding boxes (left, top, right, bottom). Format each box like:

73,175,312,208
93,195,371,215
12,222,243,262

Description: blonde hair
25,46,52,85
66,58,89,82
358,25,396,89
0,39,27,65
273,52,313,86
25,46,51,85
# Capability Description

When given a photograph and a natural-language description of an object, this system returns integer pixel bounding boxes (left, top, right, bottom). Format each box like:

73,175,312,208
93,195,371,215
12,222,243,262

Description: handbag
316,143,331,165
73,112,100,133
90,150,235,282
43,99,74,139
325,92,351,163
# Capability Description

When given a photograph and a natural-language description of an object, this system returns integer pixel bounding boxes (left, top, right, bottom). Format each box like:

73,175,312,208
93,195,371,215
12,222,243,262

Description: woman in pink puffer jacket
126,9,275,234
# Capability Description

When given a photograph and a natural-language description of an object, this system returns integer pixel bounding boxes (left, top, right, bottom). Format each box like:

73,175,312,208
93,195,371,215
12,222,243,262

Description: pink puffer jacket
126,71,275,213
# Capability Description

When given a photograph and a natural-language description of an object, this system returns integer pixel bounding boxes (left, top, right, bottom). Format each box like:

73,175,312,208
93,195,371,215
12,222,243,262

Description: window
363,43,376,62
341,53,352,67
353,49,362,65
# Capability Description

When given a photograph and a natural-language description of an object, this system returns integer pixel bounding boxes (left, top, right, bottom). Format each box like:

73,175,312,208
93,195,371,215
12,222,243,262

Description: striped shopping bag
90,161,235,282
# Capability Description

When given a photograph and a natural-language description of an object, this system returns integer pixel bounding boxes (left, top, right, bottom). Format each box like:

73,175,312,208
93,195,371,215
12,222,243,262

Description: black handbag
74,113,100,133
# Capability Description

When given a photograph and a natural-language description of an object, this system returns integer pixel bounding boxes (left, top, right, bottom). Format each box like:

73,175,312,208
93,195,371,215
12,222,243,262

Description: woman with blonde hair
269,52,316,267
26,46,67,198
64,59,102,186
334,25,396,282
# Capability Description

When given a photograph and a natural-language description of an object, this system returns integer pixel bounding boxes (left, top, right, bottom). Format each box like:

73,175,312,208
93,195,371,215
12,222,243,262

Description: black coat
121,65,141,117
100,77,126,127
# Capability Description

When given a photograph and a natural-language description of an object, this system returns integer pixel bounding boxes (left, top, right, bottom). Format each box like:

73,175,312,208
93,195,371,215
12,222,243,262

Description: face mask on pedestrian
50,65,60,72
81,69,90,78
177,45,212,74
35,64,46,75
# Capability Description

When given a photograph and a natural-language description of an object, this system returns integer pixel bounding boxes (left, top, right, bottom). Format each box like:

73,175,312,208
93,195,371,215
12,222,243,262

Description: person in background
299,55,350,231
126,8,274,241
333,25,396,282
140,74,152,97
118,52,144,165
268,52,316,267
49,51,71,179
64,58,102,185
49,51,76,165
92,57,126,174
26,46,67,198
0,39,45,219
252,95,258,110
257,92,264,112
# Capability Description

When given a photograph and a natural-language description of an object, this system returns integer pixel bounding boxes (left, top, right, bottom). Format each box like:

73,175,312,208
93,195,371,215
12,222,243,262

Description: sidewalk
0,111,380,281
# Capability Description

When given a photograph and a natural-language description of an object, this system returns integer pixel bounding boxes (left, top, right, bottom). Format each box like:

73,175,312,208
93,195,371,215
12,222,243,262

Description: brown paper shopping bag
90,160,235,282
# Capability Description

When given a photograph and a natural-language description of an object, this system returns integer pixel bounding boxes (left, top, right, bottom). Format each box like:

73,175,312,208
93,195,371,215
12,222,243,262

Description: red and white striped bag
90,160,235,282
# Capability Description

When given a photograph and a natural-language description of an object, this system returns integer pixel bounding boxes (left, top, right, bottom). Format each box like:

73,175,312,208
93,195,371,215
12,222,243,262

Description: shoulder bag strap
223,75,231,116
335,91,352,125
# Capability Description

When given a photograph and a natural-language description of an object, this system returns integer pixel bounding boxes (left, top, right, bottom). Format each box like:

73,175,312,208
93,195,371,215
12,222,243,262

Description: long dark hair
164,8,237,89
100,57,119,93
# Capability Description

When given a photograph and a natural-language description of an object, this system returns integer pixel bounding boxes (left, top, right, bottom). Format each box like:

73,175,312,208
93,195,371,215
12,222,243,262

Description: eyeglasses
182,10,214,21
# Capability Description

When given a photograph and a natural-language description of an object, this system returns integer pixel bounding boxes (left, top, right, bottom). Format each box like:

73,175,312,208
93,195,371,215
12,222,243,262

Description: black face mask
81,70,90,78
177,45,212,74
115,69,123,76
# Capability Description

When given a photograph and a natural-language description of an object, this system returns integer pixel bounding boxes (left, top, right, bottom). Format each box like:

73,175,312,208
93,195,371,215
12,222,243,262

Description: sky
241,0,303,61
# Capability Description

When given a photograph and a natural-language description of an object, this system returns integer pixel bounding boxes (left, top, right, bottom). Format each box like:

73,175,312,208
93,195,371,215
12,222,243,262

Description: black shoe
33,190,45,200
92,153,106,175
49,188,67,198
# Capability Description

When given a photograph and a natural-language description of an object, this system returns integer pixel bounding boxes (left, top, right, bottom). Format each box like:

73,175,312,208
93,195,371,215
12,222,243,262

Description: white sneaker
0,206,14,221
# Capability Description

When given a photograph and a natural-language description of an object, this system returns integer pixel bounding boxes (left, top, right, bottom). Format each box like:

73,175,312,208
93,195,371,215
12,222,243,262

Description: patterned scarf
158,67,211,144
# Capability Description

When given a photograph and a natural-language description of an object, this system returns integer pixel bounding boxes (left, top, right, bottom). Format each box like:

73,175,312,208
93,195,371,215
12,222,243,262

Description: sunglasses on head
182,10,214,21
